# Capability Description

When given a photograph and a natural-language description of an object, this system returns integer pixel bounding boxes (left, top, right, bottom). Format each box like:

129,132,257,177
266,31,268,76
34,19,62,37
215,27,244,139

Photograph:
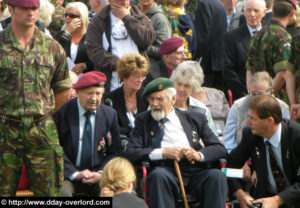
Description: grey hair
38,0,55,27
249,71,272,91
244,0,266,10
165,87,177,100
99,0,108,6
170,61,204,94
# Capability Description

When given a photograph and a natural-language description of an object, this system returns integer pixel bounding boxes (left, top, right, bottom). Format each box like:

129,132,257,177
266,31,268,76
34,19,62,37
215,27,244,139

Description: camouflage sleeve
273,33,292,73
51,41,72,93
287,31,300,73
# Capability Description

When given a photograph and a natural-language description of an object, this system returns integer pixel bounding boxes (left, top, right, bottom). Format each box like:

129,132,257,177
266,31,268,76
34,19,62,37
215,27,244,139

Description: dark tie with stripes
152,118,168,148
266,141,287,193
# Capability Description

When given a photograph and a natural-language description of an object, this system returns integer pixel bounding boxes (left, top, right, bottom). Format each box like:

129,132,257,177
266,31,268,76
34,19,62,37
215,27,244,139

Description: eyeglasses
64,13,80,18
111,24,128,40
249,91,270,96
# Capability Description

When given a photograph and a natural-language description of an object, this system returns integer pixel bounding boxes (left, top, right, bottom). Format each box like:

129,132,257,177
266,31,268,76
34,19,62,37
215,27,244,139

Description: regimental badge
158,84,164,90
151,131,154,136
255,147,260,158
286,150,290,159
192,131,197,143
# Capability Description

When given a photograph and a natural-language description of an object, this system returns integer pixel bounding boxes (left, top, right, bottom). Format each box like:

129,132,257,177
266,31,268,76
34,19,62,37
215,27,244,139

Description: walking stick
174,160,189,208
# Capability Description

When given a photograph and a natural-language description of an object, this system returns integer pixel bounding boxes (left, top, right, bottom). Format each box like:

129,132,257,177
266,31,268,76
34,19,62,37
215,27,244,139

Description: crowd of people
0,0,300,208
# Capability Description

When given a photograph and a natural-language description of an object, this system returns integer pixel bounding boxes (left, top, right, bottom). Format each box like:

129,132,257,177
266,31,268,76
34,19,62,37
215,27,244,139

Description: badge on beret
158,84,164,90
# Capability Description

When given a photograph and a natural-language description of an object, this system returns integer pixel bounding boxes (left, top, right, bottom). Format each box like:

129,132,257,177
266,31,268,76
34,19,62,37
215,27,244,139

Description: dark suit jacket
55,31,94,72
143,60,169,87
125,108,226,165
53,98,121,179
223,24,249,101
194,0,227,73
227,120,300,207
104,86,148,137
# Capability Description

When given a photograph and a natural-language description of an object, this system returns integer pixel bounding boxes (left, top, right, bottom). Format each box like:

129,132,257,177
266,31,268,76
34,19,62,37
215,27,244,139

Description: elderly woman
170,61,218,136
55,2,93,75
104,53,149,138
190,64,229,120
100,157,148,208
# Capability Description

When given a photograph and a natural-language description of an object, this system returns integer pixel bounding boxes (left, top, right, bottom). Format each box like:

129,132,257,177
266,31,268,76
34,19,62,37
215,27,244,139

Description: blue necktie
152,118,168,148
80,112,94,170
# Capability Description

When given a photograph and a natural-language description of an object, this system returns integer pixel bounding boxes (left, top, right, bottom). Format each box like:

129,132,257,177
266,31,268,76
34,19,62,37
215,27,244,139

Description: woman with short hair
170,61,219,136
104,53,149,138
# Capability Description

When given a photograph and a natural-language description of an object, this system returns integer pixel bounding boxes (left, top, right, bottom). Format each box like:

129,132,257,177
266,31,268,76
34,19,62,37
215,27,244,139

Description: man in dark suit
224,0,266,101
126,78,228,208
53,71,121,196
144,37,185,86
227,95,300,208
194,0,227,91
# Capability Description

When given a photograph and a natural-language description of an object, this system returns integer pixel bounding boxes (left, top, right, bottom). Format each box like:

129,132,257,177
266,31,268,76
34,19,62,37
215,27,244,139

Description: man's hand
291,104,300,120
66,18,82,34
253,195,283,208
110,2,130,19
162,147,183,161
235,189,255,208
242,162,251,182
182,147,201,162
71,63,86,74
82,172,102,184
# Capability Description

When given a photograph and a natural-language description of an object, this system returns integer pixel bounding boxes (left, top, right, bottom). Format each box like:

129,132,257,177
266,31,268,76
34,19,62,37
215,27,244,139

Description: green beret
143,78,174,97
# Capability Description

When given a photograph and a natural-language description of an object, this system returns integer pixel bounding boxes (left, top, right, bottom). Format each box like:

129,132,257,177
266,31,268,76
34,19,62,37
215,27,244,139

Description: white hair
165,87,177,100
244,0,266,10
38,0,55,27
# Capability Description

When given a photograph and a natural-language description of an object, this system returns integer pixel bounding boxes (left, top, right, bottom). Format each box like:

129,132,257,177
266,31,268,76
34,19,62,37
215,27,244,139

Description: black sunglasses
64,13,80,18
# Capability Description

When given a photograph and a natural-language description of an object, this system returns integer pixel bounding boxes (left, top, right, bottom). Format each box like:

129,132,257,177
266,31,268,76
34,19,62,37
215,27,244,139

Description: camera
250,202,262,208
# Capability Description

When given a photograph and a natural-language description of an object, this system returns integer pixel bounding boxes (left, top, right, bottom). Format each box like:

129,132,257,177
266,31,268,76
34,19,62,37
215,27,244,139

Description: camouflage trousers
0,116,63,196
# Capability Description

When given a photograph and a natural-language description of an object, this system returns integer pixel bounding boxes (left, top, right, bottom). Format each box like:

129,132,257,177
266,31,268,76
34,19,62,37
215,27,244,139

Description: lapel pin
151,131,154,136
255,147,260,158
297,167,300,176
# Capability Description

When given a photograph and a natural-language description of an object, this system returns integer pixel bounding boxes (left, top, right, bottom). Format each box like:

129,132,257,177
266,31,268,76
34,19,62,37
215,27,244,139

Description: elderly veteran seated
170,61,218,136
126,78,227,208
53,71,121,196
144,37,185,85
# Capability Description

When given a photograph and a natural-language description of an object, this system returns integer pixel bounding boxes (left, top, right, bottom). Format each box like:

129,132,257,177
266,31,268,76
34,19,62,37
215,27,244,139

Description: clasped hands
75,169,102,185
162,147,201,162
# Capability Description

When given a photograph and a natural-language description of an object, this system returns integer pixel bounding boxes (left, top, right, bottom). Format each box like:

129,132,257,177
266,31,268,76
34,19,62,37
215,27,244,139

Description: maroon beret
73,71,106,90
159,37,184,55
286,0,297,9
9,0,39,8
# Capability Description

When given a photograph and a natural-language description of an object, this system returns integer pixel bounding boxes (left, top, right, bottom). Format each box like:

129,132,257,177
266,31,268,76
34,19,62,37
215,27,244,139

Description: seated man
223,71,290,153
227,95,300,208
53,71,121,196
126,78,228,208
144,37,185,86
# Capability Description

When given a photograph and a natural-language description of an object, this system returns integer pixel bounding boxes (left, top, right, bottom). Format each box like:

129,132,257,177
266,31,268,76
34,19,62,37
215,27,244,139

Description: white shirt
70,43,79,63
149,108,204,161
102,12,139,91
69,100,96,180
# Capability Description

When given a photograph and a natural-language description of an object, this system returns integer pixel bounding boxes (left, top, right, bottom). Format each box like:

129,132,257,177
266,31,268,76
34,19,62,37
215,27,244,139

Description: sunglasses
64,13,80,18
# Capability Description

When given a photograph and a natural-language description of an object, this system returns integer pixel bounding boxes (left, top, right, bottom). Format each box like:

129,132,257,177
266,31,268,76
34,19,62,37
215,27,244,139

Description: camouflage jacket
246,19,291,77
48,3,65,37
287,27,300,102
0,26,71,116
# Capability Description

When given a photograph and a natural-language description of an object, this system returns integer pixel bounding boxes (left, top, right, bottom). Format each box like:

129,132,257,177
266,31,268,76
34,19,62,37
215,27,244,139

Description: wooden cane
174,160,189,208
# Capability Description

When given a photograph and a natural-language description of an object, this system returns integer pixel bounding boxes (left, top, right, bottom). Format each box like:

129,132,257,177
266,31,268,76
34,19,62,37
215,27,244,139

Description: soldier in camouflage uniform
48,0,65,37
246,0,296,94
287,26,300,121
0,0,72,196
